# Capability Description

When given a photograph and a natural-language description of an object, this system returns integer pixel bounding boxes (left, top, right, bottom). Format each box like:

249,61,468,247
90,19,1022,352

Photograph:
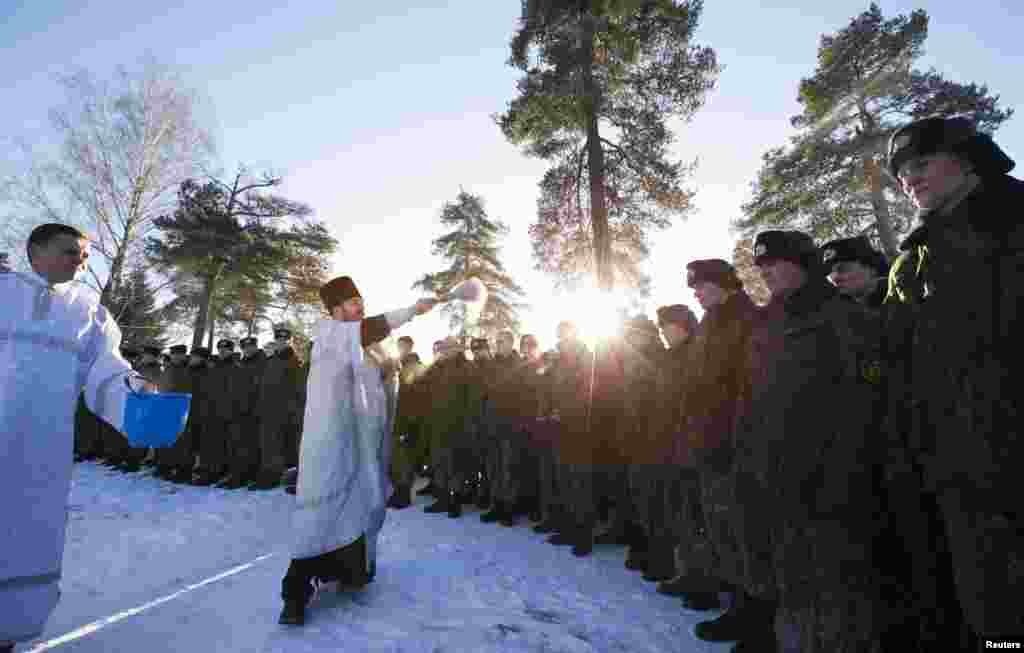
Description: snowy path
25,462,732,652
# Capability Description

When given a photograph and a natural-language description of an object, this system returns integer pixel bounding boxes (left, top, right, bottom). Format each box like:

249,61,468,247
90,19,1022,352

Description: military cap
143,345,162,357
216,338,235,350
470,338,490,350
239,337,258,348
821,236,889,275
397,335,414,346
686,259,742,290
623,314,659,337
436,336,463,354
656,304,698,328
319,276,361,312
190,347,211,359
273,327,292,339
119,346,139,359
169,344,188,354
754,230,820,270
888,115,1015,179
160,353,171,363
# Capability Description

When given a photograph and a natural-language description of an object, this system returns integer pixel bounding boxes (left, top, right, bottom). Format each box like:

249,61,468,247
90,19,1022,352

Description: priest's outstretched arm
81,305,137,434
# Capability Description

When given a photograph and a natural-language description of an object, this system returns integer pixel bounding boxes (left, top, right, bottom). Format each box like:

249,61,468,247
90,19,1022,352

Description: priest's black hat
319,276,361,312
216,339,235,350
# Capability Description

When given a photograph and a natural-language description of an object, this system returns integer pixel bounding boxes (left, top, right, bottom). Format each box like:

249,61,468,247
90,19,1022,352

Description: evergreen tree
146,171,336,349
500,0,719,292
106,267,170,349
737,3,1013,255
731,236,771,307
412,191,527,340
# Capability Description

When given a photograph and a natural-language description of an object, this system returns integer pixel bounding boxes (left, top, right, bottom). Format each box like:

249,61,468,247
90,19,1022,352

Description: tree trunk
865,155,899,257
190,274,218,350
206,319,215,350
582,16,612,292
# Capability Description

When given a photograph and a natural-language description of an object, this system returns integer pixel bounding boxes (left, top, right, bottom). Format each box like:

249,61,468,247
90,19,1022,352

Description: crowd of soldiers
72,116,1021,652
74,326,308,493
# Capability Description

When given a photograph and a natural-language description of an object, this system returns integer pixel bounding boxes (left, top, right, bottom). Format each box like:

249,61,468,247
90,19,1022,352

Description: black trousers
281,535,370,602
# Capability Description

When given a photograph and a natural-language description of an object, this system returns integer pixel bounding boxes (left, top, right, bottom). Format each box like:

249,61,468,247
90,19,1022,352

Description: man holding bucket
0,224,181,651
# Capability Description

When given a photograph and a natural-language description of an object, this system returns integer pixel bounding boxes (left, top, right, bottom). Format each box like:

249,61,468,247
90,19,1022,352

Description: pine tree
146,172,336,349
412,191,527,340
500,0,719,292
737,3,1013,256
107,267,169,349
731,237,771,306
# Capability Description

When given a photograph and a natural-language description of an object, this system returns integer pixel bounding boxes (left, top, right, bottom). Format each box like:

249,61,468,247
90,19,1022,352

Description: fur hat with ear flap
319,276,361,313
888,115,1015,179
753,230,821,272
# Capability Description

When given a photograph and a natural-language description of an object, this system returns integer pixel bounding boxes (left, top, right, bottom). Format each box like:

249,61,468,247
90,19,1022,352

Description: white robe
291,307,415,567
1,270,135,644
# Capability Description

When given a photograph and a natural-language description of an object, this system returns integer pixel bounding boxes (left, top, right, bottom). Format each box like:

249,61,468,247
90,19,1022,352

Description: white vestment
291,307,414,566
0,271,134,644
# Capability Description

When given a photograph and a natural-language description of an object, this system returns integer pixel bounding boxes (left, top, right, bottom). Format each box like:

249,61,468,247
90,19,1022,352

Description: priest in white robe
279,275,436,626
1,224,140,651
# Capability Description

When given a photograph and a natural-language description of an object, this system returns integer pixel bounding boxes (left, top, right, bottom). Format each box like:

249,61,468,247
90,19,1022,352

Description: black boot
417,481,437,497
424,491,450,513
447,490,462,518
695,593,753,642
681,591,722,611
547,520,575,546
475,483,491,510
642,538,676,582
624,537,650,572
480,500,501,523
387,486,412,509
278,599,306,626
498,505,519,527
279,560,314,626
572,524,594,557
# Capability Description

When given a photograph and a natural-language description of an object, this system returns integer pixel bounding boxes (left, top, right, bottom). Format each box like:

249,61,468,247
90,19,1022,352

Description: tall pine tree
737,3,1013,255
500,0,719,292
412,191,526,340
107,267,170,349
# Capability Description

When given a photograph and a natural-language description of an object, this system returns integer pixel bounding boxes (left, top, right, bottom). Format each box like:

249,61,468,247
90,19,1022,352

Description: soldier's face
139,354,157,366
659,322,688,348
338,296,364,321
398,342,413,358
497,336,514,356
521,337,540,360
898,152,971,210
31,234,90,284
170,353,187,365
759,259,808,298
829,260,876,297
217,346,233,360
692,281,728,311
243,344,259,357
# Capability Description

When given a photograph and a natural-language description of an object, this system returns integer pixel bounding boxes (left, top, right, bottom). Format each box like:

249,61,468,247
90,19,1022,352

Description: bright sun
553,287,625,349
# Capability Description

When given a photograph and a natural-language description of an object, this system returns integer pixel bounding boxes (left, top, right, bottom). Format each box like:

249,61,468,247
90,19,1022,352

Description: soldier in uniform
389,336,427,509
467,337,494,509
111,346,158,472
821,236,889,309
651,304,712,602
514,333,545,521
253,328,305,490
738,230,887,653
422,337,474,517
155,344,194,481
192,340,237,486
184,346,212,484
541,321,596,557
98,346,138,468
531,348,564,534
73,392,100,462
415,339,446,499
681,260,764,642
884,116,1024,646
219,337,266,489
480,331,526,526
619,315,670,576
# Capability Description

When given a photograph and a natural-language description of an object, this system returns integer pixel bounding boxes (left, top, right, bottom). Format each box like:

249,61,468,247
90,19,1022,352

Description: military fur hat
686,259,742,290
470,338,490,350
656,304,698,330
821,236,889,276
119,346,139,359
397,335,414,346
239,337,258,348
142,345,162,357
888,115,1015,179
319,276,361,312
623,314,659,338
216,339,235,350
169,344,188,354
190,347,211,359
273,327,292,339
436,336,463,354
754,230,820,270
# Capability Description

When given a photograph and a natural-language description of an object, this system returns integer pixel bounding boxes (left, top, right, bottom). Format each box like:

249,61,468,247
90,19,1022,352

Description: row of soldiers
388,118,1024,652
74,327,308,491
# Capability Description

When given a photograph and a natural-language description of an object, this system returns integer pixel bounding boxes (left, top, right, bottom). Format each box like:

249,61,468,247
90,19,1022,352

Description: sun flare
551,287,626,349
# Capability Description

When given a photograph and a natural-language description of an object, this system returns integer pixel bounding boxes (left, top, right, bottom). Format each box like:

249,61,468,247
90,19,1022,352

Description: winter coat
158,362,192,394
540,344,595,466
231,352,266,418
206,356,238,422
886,173,1024,514
421,354,475,453
486,353,525,422
588,343,626,467
660,338,695,467
685,291,758,473
393,353,427,437
259,346,304,431
620,342,671,466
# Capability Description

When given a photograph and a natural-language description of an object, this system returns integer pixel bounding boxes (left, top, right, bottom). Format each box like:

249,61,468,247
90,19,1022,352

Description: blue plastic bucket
122,380,192,448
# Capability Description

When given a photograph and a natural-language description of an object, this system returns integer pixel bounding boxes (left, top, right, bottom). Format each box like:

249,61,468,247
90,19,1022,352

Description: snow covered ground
23,462,733,652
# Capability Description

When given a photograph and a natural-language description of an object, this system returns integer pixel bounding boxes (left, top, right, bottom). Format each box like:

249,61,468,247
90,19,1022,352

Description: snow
24,462,733,652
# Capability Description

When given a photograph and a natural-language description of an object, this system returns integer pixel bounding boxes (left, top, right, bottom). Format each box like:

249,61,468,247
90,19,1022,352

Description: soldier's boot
642,539,677,582
730,598,776,652
191,470,217,486
572,522,594,557
417,480,438,497
680,591,722,611
219,474,245,490
547,516,575,546
387,486,412,509
533,516,559,533
475,483,491,510
1,642,13,652
625,531,650,571
480,500,503,523
74,453,84,463
250,470,281,490
424,490,450,513
447,490,462,518
498,503,519,528
695,592,761,642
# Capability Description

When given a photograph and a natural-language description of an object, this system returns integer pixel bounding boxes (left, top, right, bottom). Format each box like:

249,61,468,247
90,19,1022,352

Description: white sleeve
384,305,417,331
82,306,134,433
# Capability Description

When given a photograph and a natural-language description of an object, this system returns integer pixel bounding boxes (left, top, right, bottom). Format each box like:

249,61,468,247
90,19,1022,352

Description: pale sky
2,1,1021,359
